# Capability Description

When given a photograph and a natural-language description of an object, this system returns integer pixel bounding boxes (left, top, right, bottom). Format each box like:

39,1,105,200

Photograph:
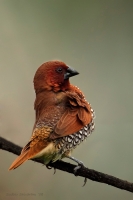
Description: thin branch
0,136,133,193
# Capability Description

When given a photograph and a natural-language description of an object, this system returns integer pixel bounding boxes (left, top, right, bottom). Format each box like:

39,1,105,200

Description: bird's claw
53,168,56,175
82,177,87,187
46,165,56,175
73,165,82,175
73,162,87,186
73,161,84,176
46,165,52,170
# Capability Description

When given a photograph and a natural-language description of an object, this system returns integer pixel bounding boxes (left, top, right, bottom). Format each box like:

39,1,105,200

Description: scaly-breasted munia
9,61,95,171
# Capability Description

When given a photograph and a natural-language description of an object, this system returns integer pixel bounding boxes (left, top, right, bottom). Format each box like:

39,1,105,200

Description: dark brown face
34,61,79,93
47,64,68,85
48,65,79,84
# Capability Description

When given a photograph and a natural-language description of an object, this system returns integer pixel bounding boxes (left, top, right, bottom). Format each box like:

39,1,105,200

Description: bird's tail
9,151,29,170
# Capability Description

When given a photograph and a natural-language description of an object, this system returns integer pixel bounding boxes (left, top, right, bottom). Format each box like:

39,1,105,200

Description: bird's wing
9,126,52,170
51,91,93,139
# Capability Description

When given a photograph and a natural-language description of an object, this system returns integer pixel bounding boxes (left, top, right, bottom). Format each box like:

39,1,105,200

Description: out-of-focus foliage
0,0,133,199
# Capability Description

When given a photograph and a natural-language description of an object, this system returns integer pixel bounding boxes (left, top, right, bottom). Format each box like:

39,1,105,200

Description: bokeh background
0,0,133,199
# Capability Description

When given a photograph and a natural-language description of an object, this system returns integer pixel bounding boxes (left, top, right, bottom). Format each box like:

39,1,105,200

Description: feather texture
9,61,95,170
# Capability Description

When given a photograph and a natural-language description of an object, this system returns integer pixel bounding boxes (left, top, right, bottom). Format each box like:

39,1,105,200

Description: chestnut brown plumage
9,61,95,170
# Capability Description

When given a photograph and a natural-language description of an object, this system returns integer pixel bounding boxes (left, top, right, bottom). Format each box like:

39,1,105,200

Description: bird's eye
56,67,63,74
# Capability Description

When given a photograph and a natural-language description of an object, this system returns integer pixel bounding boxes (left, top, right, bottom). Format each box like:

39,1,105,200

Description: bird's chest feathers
35,91,67,124
35,91,67,108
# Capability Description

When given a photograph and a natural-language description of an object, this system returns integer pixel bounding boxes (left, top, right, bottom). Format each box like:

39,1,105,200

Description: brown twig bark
0,136,133,192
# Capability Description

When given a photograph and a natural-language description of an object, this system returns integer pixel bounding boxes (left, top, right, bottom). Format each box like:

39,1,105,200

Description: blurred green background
0,0,133,199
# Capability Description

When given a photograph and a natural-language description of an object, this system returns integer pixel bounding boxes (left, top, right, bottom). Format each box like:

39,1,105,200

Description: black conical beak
64,67,79,79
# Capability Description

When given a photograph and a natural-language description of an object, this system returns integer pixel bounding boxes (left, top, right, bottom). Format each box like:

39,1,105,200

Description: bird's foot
73,162,87,186
73,160,84,175
66,156,87,186
46,164,52,170
46,164,56,175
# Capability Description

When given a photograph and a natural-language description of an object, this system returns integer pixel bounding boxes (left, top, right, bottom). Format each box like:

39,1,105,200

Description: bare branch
0,136,133,192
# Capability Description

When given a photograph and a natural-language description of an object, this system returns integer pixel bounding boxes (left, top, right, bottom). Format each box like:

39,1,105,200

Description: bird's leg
66,156,84,168
66,156,87,186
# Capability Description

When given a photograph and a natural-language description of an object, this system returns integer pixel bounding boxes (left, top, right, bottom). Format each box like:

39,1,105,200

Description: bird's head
34,61,79,93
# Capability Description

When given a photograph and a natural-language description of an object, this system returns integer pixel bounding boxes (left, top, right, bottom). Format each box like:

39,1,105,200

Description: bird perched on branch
9,60,95,172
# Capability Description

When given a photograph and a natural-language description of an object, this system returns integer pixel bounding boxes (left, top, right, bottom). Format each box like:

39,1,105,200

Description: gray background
0,0,133,199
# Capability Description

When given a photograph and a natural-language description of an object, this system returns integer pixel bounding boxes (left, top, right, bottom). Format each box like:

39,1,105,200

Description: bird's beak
64,67,79,79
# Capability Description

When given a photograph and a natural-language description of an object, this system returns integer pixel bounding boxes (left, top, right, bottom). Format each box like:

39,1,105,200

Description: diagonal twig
0,136,133,193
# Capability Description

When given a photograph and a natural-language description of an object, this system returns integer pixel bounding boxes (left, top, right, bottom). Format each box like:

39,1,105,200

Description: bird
9,60,95,172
